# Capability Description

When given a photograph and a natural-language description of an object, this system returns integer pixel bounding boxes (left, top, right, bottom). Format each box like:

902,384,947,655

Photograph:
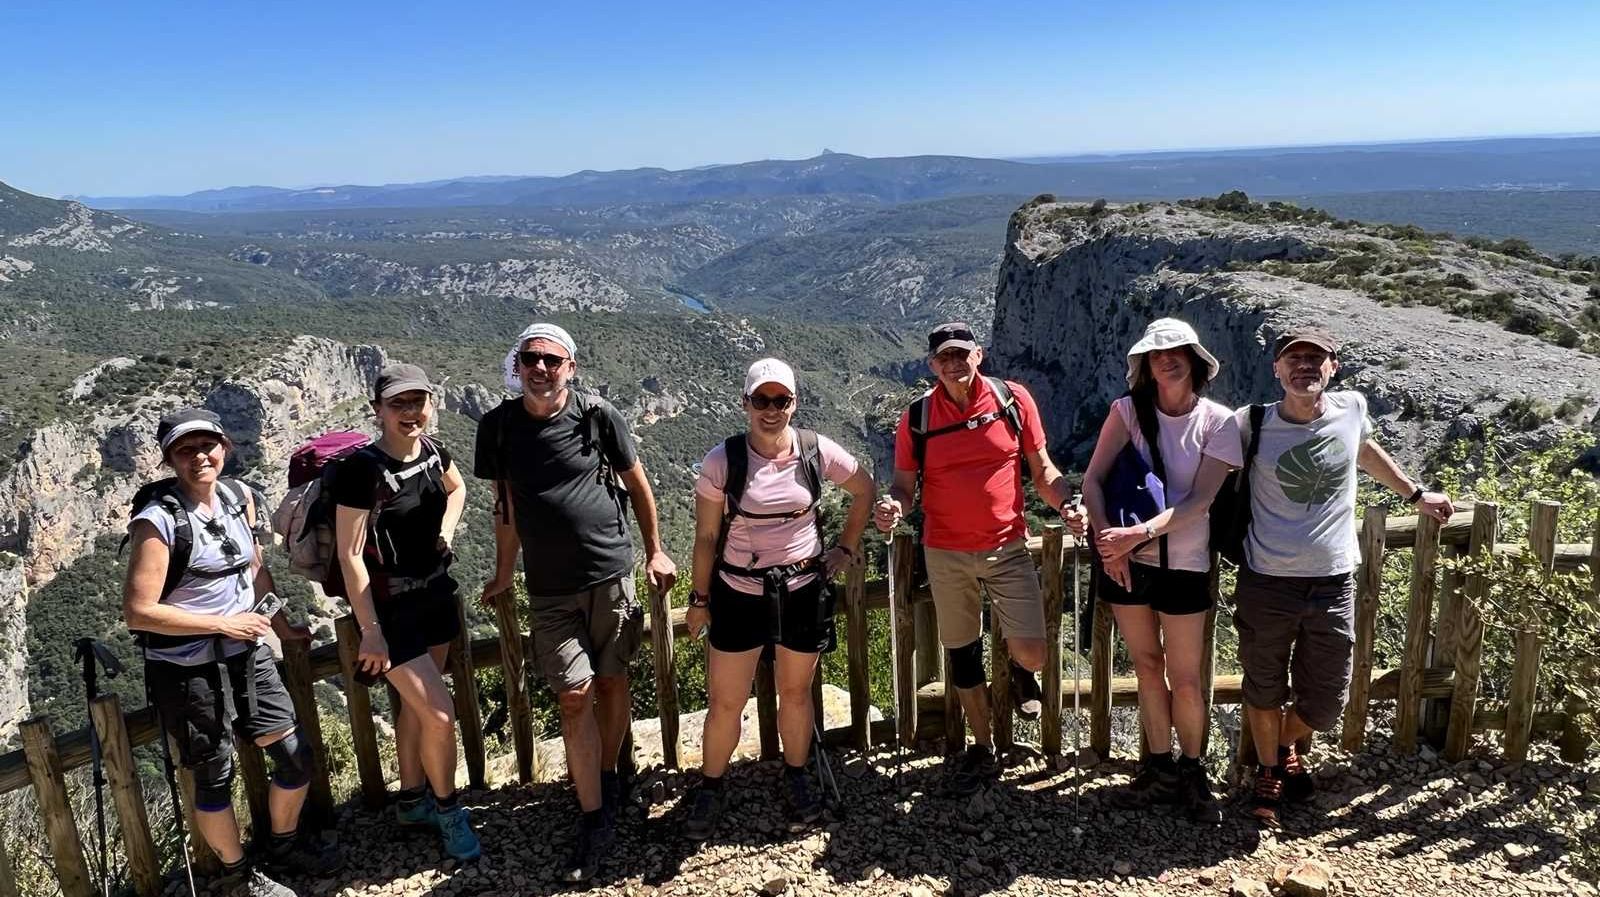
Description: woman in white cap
680,358,874,839
1074,318,1241,823
334,362,479,861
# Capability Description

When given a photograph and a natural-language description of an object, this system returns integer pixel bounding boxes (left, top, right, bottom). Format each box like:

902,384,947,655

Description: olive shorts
923,537,1047,648
528,575,644,692
1233,565,1357,731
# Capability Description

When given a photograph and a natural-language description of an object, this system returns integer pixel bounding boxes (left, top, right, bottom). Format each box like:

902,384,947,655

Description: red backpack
272,431,372,597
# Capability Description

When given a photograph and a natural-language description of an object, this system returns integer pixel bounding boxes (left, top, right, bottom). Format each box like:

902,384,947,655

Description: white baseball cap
743,358,797,396
1125,318,1221,387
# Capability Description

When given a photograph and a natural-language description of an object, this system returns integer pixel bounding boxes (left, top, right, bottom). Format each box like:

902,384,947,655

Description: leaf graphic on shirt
1275,435,1347,510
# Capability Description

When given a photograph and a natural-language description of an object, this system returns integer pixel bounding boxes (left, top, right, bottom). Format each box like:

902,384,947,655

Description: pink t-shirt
695,429,860,595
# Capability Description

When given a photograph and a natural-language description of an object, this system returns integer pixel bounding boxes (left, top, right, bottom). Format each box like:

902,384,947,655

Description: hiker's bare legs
1159,611,1210,758
958,684,993,748
195,807,246,864
1005,636,1046,672
1114,604,1173,755
1248,704,1285,766
1280,707,1313,750
558,680,603,812
387,645,458,799
594,673,631,772
774,646,819,767
257,728,310,835
701,646,762,778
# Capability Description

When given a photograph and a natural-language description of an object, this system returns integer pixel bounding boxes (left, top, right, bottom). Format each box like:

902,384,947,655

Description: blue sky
4,0,1598,196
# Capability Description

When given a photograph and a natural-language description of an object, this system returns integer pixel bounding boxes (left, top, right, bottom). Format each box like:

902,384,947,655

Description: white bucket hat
1125,318,1221,387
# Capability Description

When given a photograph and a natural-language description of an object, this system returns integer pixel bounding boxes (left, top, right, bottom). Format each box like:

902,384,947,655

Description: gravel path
227,740,1598,897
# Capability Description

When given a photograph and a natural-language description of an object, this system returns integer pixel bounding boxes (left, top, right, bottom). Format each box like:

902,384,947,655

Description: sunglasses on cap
518,350,569,370
746,393,794,411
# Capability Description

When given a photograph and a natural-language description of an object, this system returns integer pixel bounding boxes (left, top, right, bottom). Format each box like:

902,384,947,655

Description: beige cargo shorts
923,537,1046,648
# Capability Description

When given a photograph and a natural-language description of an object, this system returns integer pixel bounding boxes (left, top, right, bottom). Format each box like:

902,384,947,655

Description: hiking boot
434,802,482,862
1176,756,1222,825
783,765,822,832
1108,753,1181,808
561,814,615,884
395,790,436,831
683,782,725,841
217,864,297,897
1008,664,1043,721
943,744,1000,797
260,831,344,878
1249,764,1284,829
1279,744,1315,803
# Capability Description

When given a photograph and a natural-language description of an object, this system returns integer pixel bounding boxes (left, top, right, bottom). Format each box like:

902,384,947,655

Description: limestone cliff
0,554,27,742
988,200,1600,467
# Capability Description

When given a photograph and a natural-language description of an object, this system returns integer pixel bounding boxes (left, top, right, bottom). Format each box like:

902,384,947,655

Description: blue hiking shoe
395,792,435,831
435,802,482,862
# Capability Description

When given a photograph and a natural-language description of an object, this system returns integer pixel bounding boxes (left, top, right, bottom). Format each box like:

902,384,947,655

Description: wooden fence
1,502,1596,897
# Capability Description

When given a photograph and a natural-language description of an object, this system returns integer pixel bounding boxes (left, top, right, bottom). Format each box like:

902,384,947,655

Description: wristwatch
1141,523,1156,542
688,591,710,608
1407,486,1425,505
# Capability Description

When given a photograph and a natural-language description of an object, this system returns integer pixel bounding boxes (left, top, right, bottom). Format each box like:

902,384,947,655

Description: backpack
906,375,1024,473
713,428,825,572
490,388,630,526
1104,389,1171,568
121,477,256,649
273,431,443,598
1210,404,1267,567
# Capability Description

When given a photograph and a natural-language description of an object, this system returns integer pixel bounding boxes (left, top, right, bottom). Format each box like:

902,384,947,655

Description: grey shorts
924,537,1046,648
1232,565,1357,731
529,575,644,692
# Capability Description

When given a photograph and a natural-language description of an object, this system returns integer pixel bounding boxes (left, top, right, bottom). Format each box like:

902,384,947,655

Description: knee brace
265,728,312,790
193,754,235,812
947,638,986,690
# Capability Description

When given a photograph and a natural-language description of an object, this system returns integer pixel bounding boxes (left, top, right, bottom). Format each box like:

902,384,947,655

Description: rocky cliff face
988,201,1600,466
0,554,27,742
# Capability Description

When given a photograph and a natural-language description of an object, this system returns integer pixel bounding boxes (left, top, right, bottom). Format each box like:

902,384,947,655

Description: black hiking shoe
1248,764,1284,829
601,769,622,826
1176,756,1222,825
1108,753,1181,808
217,863,297,897
783,765,822,832
561,813,615,884
260,830,344,878
944,744,1000,797
1008,663,1043,721
1279,744,1315,803
683,781,724,841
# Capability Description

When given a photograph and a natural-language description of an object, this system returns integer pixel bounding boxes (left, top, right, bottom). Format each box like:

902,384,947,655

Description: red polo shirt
894,376,1046,551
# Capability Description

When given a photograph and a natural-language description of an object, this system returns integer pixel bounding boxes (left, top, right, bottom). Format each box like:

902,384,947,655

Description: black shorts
375,576,462,667
146,642,298,767
1095,562,1212,616
708,575,836,655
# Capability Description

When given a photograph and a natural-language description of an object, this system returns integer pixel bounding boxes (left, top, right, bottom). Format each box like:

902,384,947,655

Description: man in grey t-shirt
1233,330,1453,828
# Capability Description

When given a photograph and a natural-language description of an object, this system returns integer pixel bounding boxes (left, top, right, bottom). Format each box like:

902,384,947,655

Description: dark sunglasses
518,351,569,370
169,439,224,459
746,393,794,411
202,517,241,559
934,348,972,363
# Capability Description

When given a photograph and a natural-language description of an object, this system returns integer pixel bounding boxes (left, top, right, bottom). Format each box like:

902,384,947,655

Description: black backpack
121,477,256,649
906,375,1024,473
713,428,825,570
1210,404,1267,566
491,388,630,525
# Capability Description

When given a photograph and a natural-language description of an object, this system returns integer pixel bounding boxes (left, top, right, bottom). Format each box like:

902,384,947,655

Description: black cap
1273,329,1340,359
373,362,436,401
927,322,979,356
156,408,228,454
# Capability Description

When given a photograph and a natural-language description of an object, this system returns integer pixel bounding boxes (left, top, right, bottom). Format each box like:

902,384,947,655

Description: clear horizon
6,0,1598,197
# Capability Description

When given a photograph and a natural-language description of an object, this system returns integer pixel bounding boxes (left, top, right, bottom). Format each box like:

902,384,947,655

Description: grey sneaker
944,744,1000,797
218,866,297,897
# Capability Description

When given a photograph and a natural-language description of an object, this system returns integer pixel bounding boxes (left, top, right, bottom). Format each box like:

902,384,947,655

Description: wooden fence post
447,599,487,790
914,600,941,688
89,695,160,897
1088,572,1113,760
168,730,220,875
990,628,1014,753
889,532,918,748
1342,507,1387,752
1425,541,1466,745
490,591,536,784
755,657,780,761
1559,516,1600,761
233,736,271,839
21,718,93,897
0,833,18,897
278,637,334,826
844,556,872,751
1445,503,1497,762
648,582,681,770
1040,526,1065,758
1507,501,1558,761
334,615,387,807
1395,511,1442,754
1199,558,1221,756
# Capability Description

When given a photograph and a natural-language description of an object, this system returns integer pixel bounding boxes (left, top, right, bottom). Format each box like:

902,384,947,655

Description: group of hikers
119,316,1454,896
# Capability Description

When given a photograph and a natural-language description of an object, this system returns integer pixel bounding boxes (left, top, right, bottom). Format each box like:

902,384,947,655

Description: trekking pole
75,638,122,897
152,692,198,897
811,722,843,816
1068,502,1085,842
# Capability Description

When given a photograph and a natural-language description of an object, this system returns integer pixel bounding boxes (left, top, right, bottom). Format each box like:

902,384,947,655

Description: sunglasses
518,351,569,370
746,393,794,411
202,517,241,560
169,438,224,460
934,348,972,363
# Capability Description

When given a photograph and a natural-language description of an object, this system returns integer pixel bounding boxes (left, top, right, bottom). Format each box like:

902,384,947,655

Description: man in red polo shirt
875,322,1073,796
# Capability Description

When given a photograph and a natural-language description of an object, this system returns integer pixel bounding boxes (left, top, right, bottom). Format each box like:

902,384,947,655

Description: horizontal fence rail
2,503,1596,896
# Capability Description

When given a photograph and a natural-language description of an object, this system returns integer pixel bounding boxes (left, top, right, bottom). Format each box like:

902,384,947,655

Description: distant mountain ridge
71,136,1600,212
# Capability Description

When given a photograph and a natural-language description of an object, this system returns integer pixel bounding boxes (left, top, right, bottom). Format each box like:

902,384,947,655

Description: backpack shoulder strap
715,434,749,562
1129,390,1170,568
124,480,192,602
907,389,934,470
795,428,823,504
987,377,1024,440
1244,404,1267,469
490,398,516,525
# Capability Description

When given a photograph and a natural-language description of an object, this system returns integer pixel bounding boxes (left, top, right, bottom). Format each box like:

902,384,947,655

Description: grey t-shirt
132,492,257,665
1239,391,1374,577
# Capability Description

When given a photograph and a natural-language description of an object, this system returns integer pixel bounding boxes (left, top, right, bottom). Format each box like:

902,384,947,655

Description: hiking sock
700,774,725,791
583,808,604,828
221,856,249,878
433,790,460,812
783,762,808,780
396,785,427,809
268,828,297,855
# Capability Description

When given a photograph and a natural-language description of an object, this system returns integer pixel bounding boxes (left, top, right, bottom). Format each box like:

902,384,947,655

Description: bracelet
688,591,710,608
1407,486,1425,504
1141,522,1156,542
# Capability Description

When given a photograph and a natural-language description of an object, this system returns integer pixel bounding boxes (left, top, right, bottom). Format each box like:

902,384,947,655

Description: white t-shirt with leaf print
1239,391,1374,577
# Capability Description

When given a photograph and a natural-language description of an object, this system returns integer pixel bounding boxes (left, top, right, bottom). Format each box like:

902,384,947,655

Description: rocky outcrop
0,554,27,742
988,201,1600,466
0,336,386,589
